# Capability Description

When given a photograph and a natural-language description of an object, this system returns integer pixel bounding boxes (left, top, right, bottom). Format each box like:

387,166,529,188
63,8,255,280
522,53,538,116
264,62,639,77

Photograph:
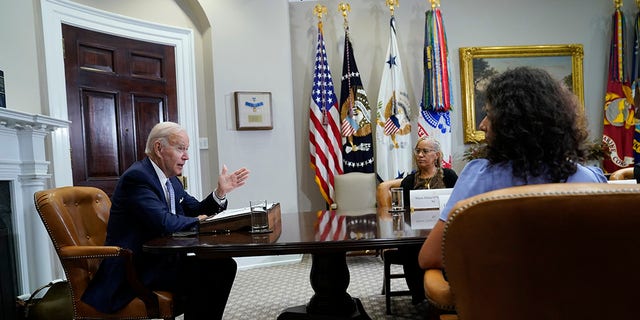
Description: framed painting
234,91,273,130
459,44,584,143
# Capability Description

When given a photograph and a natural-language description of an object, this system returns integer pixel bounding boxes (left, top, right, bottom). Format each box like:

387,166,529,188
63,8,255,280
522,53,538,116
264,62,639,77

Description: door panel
81,90,120,179
63,24,177,195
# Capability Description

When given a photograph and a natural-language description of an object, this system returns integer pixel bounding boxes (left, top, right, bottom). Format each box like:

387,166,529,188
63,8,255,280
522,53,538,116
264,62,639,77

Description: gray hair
144,122,186,156
415,136,442,153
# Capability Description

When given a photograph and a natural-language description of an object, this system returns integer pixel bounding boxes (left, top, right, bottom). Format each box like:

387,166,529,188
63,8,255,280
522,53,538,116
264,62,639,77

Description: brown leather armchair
34,186,180,319
442,183,640,320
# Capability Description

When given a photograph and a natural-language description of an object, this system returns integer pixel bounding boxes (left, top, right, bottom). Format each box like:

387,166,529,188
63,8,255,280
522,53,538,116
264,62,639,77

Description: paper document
206,202,278,221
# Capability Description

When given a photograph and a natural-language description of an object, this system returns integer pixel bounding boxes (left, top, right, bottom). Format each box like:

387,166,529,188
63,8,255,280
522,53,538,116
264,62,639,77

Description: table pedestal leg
277,252,371,320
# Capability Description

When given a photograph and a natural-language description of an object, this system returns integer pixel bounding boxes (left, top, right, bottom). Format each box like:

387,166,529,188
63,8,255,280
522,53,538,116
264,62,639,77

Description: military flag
631,7,640,165
309,18,343,205
339,24,374,174
376,13,412,181
418,1,453,168
603,4,635,172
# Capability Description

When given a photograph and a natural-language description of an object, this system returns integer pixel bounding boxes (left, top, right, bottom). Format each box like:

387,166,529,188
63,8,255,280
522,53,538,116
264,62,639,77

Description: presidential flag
376,15,412,181
339,27,374,173
603,6,635,172
310,21,343,205
418,4,454,169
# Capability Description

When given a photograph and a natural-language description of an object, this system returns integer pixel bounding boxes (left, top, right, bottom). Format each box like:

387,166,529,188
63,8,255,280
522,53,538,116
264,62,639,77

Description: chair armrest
58,245,160,317
376,179,402,207
59,245,122,259
424,269,455,311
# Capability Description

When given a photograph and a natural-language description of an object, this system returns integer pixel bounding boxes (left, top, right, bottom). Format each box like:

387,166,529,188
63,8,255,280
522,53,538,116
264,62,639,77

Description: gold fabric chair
609,167,634,180
34,186,180,319
442,183,640,320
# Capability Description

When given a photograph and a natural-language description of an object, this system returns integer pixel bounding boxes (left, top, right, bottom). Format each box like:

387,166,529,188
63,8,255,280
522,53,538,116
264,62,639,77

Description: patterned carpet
220,254,429,320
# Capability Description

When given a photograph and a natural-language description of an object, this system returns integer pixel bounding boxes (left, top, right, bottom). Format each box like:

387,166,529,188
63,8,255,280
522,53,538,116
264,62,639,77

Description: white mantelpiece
0,108,69,296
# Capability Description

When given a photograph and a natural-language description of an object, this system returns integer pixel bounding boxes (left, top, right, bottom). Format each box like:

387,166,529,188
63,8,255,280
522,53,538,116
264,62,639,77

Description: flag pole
338,2,354,139
314,4,328,125
385,0,399,120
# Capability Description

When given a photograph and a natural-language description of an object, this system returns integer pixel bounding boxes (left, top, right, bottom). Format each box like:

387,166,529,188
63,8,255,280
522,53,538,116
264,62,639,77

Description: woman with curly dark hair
418,67,607,269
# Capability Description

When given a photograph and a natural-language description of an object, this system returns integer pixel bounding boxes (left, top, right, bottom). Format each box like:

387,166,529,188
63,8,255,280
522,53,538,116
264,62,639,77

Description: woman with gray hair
397,135,458,304
400,136,458,206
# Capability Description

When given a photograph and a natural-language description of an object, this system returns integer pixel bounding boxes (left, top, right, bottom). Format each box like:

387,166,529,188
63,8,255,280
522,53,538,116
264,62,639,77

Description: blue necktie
166,179,176,214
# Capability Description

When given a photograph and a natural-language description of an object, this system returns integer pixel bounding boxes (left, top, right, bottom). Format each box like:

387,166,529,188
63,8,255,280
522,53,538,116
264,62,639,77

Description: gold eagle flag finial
338,2,351,28
386,0,399,15
314,4,327,22
429,0,440,9
614,0,622,9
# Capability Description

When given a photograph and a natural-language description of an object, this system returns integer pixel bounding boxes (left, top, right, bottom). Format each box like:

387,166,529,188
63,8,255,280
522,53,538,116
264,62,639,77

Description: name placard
408,189,453,229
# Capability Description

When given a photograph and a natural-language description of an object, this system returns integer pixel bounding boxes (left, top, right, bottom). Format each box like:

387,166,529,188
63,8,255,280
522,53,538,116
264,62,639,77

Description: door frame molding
41,0,203,198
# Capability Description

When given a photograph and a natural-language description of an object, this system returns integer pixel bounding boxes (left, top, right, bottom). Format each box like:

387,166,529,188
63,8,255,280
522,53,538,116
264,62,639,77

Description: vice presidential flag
418,5,454,168
603,6,635,172
310,21,343,205
376,15,413,181
339,28,374,174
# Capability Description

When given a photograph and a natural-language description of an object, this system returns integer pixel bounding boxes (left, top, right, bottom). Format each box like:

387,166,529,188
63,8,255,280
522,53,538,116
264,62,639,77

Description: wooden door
63,24,177,195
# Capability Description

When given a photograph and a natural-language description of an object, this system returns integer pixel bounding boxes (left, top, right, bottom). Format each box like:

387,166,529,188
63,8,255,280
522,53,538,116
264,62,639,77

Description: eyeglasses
413,148,436,155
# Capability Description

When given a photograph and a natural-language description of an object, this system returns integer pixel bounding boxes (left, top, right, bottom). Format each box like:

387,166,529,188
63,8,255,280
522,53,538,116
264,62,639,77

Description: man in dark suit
82,121,250,319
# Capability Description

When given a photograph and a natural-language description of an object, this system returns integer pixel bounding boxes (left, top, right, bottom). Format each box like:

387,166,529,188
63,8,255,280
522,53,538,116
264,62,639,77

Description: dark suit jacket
82,157,226,313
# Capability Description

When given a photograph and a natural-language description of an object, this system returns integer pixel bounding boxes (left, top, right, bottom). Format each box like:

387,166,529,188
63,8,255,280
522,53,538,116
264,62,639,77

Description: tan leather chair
34,186,180,319
609,167,634,180
441,183,640,320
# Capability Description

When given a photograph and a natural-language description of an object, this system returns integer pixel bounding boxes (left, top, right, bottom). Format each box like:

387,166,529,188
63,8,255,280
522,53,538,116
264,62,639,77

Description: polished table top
144,207,432,319
143,207,431,257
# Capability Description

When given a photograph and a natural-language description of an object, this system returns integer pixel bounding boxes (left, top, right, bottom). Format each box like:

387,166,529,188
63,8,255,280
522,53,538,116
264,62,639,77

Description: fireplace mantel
0,108,69,296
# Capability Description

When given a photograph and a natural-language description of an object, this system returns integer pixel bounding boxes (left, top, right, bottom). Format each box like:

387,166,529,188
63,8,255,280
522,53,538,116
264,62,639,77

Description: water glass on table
390,187,404,212
249,200,270,233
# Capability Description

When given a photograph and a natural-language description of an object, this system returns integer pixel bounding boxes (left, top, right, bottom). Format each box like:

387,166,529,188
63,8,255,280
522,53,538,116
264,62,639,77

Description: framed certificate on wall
234,91,273,130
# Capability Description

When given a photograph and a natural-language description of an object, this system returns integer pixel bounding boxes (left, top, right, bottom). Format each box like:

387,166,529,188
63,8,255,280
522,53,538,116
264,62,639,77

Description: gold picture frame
459,44,584,143
234,91,273,130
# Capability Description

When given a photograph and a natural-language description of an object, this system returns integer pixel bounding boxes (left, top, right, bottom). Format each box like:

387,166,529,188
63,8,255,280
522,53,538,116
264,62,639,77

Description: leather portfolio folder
199,202,281,233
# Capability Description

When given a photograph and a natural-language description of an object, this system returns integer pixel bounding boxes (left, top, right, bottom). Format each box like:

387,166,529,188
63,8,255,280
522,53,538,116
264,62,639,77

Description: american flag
310,22,343,205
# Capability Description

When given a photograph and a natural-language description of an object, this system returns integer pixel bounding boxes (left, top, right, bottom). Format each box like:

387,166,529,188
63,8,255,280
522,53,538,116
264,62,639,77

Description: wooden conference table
143,207,431,319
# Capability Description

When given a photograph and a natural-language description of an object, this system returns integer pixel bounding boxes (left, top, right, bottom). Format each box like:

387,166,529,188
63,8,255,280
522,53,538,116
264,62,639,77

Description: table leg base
277,298,371,320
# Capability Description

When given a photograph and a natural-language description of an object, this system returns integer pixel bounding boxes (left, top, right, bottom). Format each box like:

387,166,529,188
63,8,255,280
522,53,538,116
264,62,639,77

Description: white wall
290,0,629,211
201,1,299,213
0,0,43,115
